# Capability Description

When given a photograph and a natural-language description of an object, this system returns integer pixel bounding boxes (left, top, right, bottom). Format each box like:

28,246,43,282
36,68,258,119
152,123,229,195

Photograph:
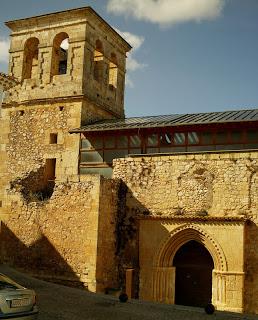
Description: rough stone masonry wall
5,101,80,181
0,100,81,221
113,151,258,313
1,175,120,292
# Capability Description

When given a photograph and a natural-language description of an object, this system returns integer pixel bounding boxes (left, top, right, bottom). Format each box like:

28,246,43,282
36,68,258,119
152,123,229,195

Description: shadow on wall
244,220,258,313
10,162,55,203
104,181,151,297
0,223,85,289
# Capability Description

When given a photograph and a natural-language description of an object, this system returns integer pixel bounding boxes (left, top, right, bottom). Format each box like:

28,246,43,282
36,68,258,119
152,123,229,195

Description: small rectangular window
0,200,2,208
50,133,58,144
173,133,185,145
160,133,172,147
188,132,200,145
147,134,159,147
130,135,141,148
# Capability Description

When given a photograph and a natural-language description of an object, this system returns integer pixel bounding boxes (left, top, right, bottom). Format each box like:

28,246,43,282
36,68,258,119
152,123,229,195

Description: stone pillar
213,270,244,312
126,268,135,299
152,267,176,304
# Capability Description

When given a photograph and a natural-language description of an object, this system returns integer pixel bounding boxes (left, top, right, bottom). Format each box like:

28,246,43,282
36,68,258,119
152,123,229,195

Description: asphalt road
0,265,256,320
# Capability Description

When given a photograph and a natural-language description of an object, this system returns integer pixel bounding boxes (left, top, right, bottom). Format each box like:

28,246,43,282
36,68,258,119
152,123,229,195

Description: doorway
173,240,214,307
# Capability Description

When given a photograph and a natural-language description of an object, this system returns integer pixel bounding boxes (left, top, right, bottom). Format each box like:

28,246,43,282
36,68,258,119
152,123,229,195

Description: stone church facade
0,6,258,315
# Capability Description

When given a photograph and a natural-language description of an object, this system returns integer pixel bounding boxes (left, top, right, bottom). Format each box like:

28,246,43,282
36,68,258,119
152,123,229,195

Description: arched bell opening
51,32,69,76
22,37,39,80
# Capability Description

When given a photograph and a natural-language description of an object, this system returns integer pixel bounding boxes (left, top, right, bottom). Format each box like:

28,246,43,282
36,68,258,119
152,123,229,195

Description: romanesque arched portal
152,224,228,308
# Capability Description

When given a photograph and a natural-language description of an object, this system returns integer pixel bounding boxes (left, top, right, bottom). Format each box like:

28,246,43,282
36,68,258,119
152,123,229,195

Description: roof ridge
123,107,258,121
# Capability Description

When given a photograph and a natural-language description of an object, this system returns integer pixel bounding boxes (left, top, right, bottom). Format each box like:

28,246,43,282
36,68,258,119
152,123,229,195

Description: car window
0,274,22,290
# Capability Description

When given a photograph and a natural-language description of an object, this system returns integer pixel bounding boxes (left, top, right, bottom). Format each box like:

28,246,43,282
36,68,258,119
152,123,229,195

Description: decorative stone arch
152,224,228,307
155,224,227,271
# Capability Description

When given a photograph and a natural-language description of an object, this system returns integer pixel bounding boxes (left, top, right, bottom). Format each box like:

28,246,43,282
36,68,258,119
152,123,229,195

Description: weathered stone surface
1,175,120,292
113,153,258,313
1,5,258,316
0,7,130,294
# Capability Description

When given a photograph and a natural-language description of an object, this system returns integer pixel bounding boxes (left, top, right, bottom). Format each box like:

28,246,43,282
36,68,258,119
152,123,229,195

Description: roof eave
5,6,132,51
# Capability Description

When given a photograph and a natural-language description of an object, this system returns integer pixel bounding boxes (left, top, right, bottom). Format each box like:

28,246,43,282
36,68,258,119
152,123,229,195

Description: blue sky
0,0,258,117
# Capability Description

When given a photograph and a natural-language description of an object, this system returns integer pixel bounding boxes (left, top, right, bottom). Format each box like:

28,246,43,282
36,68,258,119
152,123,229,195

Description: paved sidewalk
0,265,256,320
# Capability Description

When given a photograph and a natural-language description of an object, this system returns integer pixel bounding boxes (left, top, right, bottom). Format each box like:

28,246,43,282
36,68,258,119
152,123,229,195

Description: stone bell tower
1,7,131,190
5,7,131,119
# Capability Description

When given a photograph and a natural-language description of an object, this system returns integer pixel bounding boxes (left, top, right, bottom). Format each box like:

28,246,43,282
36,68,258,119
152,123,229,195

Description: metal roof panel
70,108,258,133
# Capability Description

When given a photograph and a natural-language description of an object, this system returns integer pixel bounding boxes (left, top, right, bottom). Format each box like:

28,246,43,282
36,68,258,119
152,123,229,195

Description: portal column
213,270,244,312
152,267,176,304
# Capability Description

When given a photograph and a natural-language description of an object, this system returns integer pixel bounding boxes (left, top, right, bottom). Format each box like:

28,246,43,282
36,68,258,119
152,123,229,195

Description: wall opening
22,37,39,80
108,53,118,90
173,240,214,307
93,40,104,82
51,33,69,76
49,133,58,144
45,159,56,182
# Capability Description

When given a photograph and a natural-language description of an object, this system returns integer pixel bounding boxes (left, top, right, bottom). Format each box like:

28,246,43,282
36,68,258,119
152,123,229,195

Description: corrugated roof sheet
70,108,258,132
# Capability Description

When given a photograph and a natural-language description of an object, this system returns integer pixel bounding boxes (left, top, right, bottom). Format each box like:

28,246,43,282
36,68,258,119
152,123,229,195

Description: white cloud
60,38,69,50
108,0,225,27
114,28,147,88
127,57,146,72
116,30,144,51
0,37,10,63
114,28,146,71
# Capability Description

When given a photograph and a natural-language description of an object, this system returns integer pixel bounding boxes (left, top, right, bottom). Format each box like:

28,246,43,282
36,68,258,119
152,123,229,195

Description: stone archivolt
155,224,227,271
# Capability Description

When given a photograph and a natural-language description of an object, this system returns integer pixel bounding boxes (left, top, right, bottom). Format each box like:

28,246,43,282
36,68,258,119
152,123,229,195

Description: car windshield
0,275,21,290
